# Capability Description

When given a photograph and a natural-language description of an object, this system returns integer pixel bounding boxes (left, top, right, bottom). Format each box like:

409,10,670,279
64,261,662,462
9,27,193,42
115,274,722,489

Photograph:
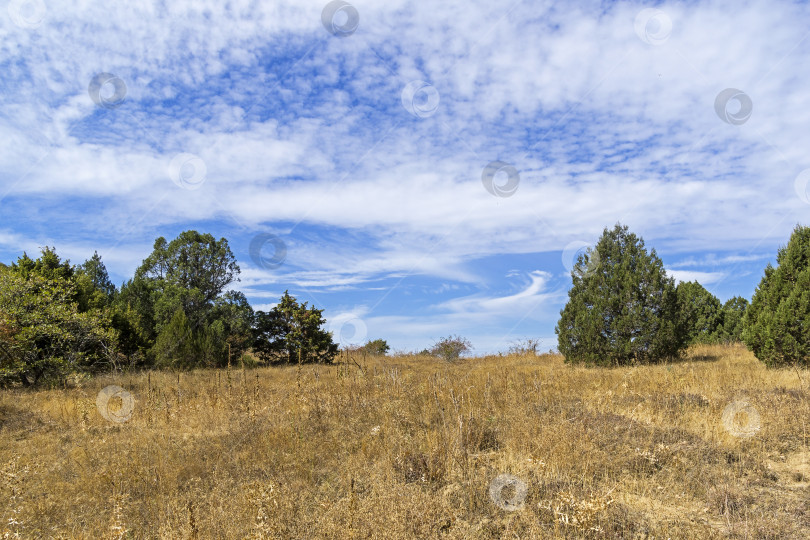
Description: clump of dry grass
0,344,809,538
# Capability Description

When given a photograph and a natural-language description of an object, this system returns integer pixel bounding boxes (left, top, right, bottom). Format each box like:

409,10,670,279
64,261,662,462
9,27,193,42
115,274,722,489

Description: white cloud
670,253,771,268
667,270,726,285
437,271,559,316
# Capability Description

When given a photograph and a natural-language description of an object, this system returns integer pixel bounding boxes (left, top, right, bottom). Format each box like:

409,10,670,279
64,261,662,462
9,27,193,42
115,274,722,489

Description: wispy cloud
667,270,726,286
437,271,559,316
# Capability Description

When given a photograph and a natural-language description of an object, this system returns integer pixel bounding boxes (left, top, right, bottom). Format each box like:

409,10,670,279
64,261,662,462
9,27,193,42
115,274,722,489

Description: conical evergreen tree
743,224,810,366
556,224,686,366
78,251,116,298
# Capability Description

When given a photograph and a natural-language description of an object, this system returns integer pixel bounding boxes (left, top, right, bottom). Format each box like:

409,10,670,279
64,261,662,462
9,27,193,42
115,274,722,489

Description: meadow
1,344,808,538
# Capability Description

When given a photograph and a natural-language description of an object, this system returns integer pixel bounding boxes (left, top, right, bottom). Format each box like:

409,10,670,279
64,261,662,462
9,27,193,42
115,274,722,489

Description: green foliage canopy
717,296,748,344
115,230,251,367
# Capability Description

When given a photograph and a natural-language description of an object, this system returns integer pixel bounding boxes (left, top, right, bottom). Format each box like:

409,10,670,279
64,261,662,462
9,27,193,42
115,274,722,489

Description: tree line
0,231,338,387
556,223,810,367
2,223,808,386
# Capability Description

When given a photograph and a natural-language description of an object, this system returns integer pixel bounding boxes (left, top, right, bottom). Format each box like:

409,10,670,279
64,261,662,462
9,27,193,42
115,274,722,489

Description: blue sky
1,0,809,354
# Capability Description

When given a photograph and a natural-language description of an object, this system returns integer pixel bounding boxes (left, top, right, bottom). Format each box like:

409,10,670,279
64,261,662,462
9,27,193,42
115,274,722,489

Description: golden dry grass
1,344,809,538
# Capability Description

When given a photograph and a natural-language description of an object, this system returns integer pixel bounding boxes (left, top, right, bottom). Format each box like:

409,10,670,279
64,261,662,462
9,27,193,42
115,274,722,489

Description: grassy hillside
1,344,808,538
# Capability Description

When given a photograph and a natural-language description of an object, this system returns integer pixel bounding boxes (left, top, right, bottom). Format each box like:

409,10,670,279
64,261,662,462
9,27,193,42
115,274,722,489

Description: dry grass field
1,344,809,539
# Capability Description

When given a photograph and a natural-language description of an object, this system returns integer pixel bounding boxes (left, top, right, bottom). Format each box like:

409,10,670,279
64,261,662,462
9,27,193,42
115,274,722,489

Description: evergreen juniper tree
743,224,810,366
124,230,247,367
252,291,337,364
676,280,723,344
555,224,686,366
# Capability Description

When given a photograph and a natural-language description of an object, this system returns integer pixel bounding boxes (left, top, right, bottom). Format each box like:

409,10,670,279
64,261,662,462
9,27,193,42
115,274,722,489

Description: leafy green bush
506,338,542,356
716,296,748,344
0,269,115,386
153,308,197,369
